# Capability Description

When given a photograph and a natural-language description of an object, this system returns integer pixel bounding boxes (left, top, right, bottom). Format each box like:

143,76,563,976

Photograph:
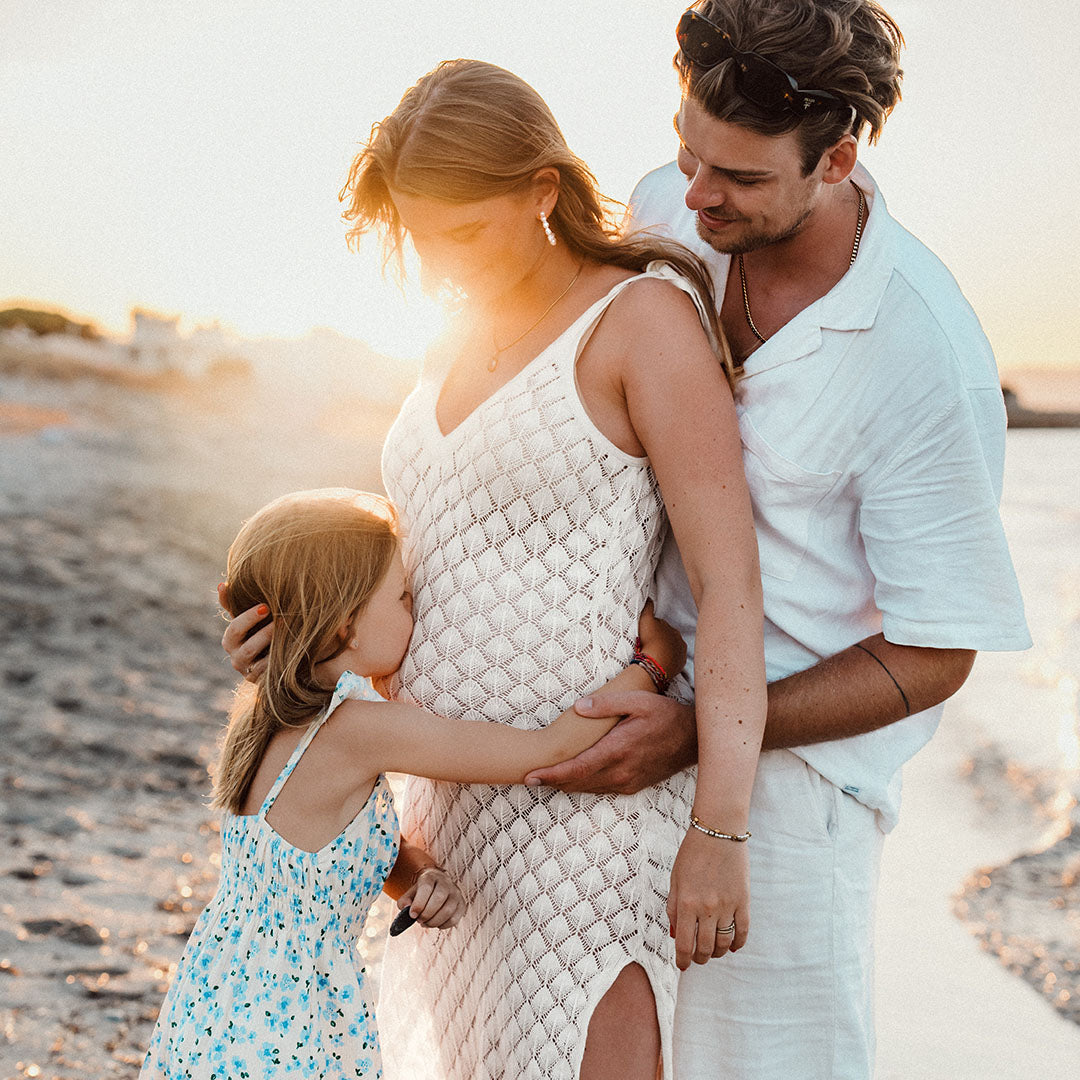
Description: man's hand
524,691,697,794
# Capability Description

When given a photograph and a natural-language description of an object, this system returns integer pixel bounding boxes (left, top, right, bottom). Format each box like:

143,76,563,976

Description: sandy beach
0,348,395,1078
1,353,1077,1078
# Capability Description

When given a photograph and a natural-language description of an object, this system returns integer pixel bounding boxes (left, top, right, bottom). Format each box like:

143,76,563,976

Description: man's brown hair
675,0,904,173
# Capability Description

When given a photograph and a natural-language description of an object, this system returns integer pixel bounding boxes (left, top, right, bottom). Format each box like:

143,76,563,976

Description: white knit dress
378,265,703,1080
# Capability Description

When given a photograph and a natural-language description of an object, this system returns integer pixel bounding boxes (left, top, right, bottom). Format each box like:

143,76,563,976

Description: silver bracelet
410,864,442,886
689,814,751,842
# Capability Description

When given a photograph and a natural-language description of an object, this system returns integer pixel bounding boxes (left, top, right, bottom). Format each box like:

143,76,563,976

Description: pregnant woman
228,58,765,1080
356,59,765,1080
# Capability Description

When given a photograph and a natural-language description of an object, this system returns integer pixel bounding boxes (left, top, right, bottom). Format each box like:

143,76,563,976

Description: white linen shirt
631,162,1031,830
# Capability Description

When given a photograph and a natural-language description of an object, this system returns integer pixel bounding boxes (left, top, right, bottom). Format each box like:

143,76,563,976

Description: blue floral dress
141,673,399,1079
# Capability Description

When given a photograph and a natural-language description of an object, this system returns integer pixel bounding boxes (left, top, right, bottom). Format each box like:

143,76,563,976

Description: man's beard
695,204,813,256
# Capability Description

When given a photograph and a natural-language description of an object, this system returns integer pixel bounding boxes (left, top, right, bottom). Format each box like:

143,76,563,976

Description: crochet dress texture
378,265,703,1080
141,673,398,1080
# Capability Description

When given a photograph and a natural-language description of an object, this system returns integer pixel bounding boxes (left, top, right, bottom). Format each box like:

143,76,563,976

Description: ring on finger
715,920,736,937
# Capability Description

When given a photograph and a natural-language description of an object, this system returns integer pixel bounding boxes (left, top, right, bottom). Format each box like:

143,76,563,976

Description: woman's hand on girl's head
398,866,465,930
218,584,274,683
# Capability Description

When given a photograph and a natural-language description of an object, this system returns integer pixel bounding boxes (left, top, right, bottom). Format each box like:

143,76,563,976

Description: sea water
954,427,1080,825
875,426,1080,1076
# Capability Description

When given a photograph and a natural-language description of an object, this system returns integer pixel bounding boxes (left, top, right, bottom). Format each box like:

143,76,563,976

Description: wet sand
1,354,1077,1077
876,709,1080,1077
0,350,393,1078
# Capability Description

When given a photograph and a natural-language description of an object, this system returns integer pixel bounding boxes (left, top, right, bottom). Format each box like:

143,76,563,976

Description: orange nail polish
257,604,269,616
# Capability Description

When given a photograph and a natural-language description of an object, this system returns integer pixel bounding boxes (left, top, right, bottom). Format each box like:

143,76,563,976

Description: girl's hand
397,866,465,931
636,600,686,682
218,584,273,683
666,827,749,970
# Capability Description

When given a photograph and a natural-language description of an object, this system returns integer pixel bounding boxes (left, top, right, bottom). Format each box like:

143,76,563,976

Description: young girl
141,488,683,1080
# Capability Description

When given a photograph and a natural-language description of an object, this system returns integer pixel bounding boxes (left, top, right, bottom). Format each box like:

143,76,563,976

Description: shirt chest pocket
738,410,843,582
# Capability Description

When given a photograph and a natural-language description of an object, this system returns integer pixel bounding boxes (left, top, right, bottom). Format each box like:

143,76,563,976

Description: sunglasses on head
677,8,855,119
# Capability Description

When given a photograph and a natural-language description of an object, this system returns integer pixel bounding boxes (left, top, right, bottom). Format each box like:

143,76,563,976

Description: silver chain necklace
738,179,866,346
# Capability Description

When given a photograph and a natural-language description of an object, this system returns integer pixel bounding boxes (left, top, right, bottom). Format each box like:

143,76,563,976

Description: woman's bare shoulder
610,272,704,323
598,273,713,364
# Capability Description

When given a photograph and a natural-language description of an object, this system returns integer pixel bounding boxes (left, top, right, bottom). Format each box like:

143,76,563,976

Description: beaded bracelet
631,636,671,693
689,814,751,842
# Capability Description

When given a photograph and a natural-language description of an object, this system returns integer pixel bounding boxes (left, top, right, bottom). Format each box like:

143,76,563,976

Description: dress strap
257,671,382,818
567,260,720,368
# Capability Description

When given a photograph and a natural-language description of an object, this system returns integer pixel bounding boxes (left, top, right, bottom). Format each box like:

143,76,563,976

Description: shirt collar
738,166,896,378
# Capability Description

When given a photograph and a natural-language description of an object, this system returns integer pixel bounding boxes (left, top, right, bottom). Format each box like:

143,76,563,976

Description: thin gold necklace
487,262,584,372
739,179,866,345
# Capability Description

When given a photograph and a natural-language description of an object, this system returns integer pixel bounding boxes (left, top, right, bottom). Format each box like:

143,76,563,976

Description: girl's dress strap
257,671,383,819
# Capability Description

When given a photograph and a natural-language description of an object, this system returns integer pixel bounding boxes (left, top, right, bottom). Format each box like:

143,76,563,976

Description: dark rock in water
41,814,83,837
65,963,131,977
8,863,51,880
3,668,35,686
81,739,130,763
22,918,104,946
1003,386,1080,428
107,845,144,859
153,749,204,771
80,983,151,1001
59,868,101,886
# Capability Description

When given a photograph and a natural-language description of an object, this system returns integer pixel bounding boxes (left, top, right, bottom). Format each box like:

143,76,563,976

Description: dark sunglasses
677,8,854,118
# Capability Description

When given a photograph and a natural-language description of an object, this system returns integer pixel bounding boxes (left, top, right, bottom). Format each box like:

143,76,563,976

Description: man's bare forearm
759,634,974,750
677,634,975,756
552,635,974,795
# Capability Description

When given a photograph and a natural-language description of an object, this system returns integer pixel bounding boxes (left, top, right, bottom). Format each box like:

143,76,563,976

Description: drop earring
539,210,557,247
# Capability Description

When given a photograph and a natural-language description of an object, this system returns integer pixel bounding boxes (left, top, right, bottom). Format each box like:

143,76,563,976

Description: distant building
131,309,184,372
130,310,251,376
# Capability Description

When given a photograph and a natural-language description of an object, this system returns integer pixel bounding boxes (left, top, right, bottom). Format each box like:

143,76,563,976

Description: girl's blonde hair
339,58,735,380
212,489,398,813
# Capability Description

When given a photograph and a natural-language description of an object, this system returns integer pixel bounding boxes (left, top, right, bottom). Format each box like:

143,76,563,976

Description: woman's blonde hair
212,489,398,813
339,58,735,379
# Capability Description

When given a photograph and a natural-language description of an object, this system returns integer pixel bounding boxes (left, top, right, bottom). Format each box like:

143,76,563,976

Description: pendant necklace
487,262,584,372
739,179,866,346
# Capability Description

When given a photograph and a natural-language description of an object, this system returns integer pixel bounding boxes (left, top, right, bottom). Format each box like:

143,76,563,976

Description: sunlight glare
344,238,448,362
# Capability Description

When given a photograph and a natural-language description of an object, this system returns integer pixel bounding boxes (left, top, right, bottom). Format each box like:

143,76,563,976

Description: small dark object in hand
389,907,417,936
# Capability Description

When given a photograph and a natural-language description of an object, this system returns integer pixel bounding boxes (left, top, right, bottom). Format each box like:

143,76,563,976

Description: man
524,2,1031,1076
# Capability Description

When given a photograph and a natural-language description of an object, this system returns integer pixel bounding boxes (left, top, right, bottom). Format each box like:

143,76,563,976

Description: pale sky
2,0,1078,369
